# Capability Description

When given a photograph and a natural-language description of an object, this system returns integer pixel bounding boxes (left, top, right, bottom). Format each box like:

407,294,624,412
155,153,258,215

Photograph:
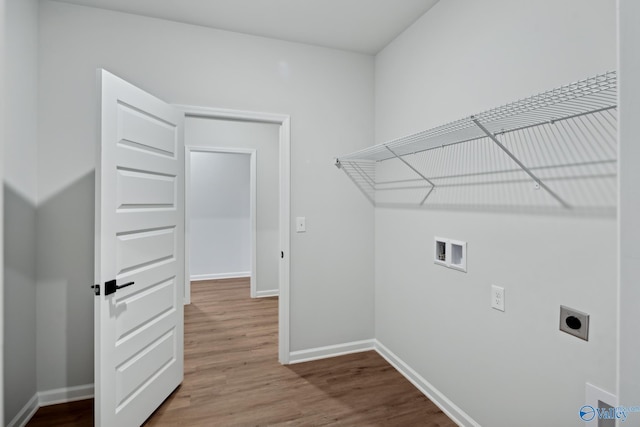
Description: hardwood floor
27,278,456,426
26,400,93,427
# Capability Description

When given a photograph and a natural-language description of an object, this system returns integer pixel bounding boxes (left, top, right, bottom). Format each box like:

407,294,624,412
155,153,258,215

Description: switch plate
296,217,306,233
491,285,505,312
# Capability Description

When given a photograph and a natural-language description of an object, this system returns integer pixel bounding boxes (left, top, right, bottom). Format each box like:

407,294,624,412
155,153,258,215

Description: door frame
176,105,291,365
185,147,258,297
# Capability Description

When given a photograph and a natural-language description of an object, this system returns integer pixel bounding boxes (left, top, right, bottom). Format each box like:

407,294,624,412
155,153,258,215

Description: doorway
186,148,258,294
179,105,291,364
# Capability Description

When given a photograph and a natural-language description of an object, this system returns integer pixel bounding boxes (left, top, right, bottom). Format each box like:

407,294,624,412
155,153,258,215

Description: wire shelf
336,71,617,215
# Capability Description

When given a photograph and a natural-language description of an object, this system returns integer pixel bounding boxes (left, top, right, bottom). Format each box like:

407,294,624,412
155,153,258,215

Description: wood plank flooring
27,278,456,426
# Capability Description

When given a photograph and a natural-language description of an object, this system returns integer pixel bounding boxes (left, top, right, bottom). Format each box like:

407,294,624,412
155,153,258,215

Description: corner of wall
4,0,40,424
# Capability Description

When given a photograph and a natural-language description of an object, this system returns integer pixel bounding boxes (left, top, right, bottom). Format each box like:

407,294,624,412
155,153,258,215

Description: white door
95,70,184,426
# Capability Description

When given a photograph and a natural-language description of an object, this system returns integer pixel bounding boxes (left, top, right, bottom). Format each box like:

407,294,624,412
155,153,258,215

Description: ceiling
53,0,439,54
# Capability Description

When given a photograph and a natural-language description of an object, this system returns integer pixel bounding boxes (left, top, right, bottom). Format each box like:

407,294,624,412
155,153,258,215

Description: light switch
296,217,306,233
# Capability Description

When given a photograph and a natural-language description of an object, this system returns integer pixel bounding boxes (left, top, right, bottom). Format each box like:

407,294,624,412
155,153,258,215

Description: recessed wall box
434,238,447,266
449,240,467,272
434,237,467,272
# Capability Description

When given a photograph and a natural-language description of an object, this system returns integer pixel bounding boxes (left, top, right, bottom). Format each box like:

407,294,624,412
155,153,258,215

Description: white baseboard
191,272,251,281
289,339,375,364
38,383,94,406
256,289,279,298
7,393,39,427
374,340,479,427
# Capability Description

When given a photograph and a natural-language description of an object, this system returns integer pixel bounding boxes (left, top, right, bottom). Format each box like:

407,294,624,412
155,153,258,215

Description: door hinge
281,251,284,259
91,284,100,296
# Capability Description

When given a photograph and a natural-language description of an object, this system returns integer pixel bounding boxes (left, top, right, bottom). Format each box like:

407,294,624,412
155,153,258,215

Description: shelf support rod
471,118,571,209
385,146,436,205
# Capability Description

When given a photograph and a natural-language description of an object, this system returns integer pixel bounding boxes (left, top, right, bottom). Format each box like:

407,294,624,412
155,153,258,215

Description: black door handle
105,280,135,296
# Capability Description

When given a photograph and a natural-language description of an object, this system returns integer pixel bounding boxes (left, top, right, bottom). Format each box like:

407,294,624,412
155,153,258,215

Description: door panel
117,102,177,156
115,278,177,341
96,70,184,427
116,169,177,209
115,329,177,408
116,227,176,275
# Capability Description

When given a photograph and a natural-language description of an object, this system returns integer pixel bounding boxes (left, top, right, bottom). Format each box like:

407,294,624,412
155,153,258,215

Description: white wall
37,0,374,392
187,119,279,294
0,0,5,422
3,0,38,423
618,0,640,410
189,151,252,279
374,1,617,426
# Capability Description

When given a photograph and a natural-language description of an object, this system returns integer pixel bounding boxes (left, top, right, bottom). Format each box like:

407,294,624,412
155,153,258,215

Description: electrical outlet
491,285,505,312
559,306,589,341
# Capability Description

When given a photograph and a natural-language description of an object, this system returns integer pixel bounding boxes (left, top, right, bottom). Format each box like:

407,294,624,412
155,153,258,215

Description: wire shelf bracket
384,146,436,205
471,118,571,209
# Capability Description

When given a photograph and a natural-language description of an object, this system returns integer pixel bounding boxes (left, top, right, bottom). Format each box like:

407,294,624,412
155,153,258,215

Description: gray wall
373,1,617,426
187,119,280,294
36,172,95,392
189,152,252,279
36,0,375,391
4,187,37,424
0,0,5,421
3,0,38,423
618,0,640,409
